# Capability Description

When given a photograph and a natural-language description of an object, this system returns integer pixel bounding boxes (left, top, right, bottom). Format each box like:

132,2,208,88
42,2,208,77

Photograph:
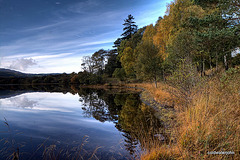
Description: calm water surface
0,86,163,160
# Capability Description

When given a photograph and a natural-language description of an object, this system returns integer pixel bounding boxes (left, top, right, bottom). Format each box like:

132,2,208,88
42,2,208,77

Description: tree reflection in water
0,85,167,157
77,88,166,157
78,88,122,123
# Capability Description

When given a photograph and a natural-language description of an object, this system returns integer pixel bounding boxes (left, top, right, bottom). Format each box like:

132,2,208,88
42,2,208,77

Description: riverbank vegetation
140,67,240,159
1,0,239,159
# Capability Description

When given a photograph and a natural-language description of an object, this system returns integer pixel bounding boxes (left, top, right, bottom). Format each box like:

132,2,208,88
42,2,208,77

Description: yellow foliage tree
120,47,136,77
153,0,205,60
142,24,156,43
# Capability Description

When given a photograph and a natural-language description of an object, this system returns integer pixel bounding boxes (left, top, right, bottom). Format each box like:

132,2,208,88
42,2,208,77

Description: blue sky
0,0,172,73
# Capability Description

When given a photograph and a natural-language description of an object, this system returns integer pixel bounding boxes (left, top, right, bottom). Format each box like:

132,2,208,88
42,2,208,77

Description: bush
78,71,103,85
112,68,126,81
167,58,200,107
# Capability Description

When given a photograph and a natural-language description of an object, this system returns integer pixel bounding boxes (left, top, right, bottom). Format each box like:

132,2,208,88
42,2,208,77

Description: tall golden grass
140,67,240,159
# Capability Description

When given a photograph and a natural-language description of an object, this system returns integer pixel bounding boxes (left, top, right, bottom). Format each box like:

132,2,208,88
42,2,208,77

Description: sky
0,0,172,73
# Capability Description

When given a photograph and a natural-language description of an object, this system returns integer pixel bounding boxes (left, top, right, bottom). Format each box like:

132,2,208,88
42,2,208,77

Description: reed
1,119,100,160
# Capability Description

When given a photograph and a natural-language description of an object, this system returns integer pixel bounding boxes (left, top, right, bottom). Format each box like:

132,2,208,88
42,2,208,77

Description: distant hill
0,68,28,78
0,68,58,78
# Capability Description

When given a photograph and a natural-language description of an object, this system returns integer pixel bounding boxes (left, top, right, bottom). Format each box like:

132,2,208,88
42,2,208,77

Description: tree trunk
216,52,218,72
200,61,203,77
154,77,157,88
224,54,228,71
203,59,205,76
162,70,165,82
209,55,212,76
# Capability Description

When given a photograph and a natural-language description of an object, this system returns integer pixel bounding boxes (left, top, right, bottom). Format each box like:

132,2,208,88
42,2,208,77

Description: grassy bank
130,68,240,159
127,83,174,107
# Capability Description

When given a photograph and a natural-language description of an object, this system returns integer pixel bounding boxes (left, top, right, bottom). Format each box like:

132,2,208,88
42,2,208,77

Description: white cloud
9,58,37,71
32,56,84,74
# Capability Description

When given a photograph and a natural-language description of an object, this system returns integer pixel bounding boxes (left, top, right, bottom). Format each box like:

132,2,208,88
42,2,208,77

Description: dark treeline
0,71,104,85
0,73,70,85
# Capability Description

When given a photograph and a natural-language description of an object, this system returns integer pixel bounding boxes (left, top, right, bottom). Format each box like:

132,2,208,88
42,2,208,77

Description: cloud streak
68,0,100,14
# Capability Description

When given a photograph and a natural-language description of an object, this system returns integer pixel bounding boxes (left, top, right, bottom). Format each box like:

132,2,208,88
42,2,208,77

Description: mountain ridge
0,68,59,78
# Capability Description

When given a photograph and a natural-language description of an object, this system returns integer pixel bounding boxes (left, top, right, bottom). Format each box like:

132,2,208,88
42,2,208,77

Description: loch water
0,85,163,160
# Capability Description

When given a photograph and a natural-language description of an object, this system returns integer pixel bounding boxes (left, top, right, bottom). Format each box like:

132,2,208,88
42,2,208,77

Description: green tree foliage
120,47,136,77
113,38,122,51
117,27,146,57
78,71,103,85
232,53,240,67
191,14,238,71
112,16,146,80
112,68,126,81
191,0,240,71
167,30,197,74
104,52,121,77
60,73,71,85
135,41,163,88
222,0,240,26
129,27,146,47
167,58,200,106
117,27,146,78
70,75,80,84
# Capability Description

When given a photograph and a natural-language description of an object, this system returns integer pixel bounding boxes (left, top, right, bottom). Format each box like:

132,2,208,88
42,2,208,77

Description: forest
79,0,240,87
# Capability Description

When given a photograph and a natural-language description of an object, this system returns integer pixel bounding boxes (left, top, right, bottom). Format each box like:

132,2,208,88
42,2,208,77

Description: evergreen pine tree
121,14,138,40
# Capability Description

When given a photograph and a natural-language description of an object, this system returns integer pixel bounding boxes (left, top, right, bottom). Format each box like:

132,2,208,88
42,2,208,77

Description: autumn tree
153,17,169,60
142,24,156,42
153,0,196,60
120,47,136,77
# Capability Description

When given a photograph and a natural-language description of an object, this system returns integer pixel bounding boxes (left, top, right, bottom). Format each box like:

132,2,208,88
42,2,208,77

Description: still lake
0,86,163,160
